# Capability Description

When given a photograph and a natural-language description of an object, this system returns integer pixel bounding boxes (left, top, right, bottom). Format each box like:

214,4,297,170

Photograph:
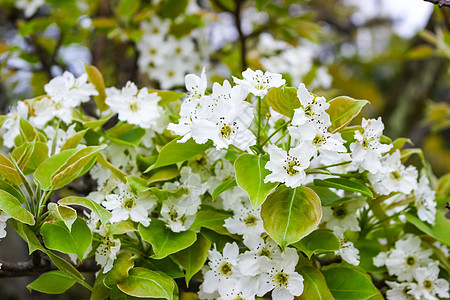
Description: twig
234,0,247,71
424,0,450,7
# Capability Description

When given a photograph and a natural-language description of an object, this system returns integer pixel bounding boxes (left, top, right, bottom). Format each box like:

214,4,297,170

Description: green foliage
266,86,300,118
313,178,373,198
298,266,335,300
0,189,35,225
41,218,92,260
234,154,277,208
293,229,340,259
326,96,369,133
27,271,76,294
58,196,112,226
139,218,197,259
117,267,176,300
47,202,77,231
405,212,450,246
322,266,383,300
211,179,236,200
261,185,322,249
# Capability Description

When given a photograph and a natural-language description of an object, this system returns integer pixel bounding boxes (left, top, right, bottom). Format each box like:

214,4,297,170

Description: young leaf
104,252,135,288
322,266,383,300
58,196,112,226
9,219,44,254
261,185,322,249
27,271,76,294
96,153,127,183
60,129,88,152
293,229,340,259
297,266,335,300
326,96,369,133
234,154,277,208
34,149,78,190
19,117,37,142
139,219,197,259
212,179,237,200
170,234,211,286
266,86,300,118
313,178,373,198
144,257,184,279
85,65,108,112
47,203,77,231
0,180,27,204
50,145,106,189
190,209,234,237
405,213,450,246
0,189,34,225
147,165,180,185
41,218,92,260
146,138,213,171
147,89,184,106
117,267,176,300
44,250,86,283
0,153,22,185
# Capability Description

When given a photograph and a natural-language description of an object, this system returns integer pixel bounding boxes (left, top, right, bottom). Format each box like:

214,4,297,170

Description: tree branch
424,0,450,7
0,254,100,278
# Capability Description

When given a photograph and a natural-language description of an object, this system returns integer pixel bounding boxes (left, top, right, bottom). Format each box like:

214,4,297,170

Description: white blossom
264,143,315,188
95,235,121,273
0,211,10,239
409,262,450,300
2,101,29,148
386,281,416,300
105,81,162,129
414,176,437,225
322,199,365,232
233,68,285,97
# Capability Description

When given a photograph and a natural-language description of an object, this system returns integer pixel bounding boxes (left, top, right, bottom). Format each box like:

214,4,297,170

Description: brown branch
0,253,100,278
424,0,450,7
234,0,247,71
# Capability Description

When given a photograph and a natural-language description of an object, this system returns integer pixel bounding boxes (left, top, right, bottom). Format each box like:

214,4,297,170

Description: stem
51,120,60,156
316,161,352,170
257,96,262,147
274,131,289,145
260,120,291,149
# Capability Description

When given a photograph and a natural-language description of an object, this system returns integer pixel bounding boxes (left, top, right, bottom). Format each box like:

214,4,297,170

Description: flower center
129,102,139,112
312,135,326,146
243,215,258,226
169,210,178,221
406,256,415,266
390,171,401,180
122,198,136,210
283,157,300,175
274,271,289,287
219,262,233,276
423,280,433,289
332,204,348,219
258,248,272,258
220,124,232,138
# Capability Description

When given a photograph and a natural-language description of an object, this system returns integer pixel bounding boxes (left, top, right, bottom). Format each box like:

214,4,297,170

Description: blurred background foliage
0,0,449,298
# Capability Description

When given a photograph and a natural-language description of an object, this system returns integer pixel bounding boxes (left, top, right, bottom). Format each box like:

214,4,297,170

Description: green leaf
50,145,106,189
0,189,34,225
261,185,322,249
107,220,137,235
234,154,277,208
161,0,189,19
45,250,86,283
0,153,22,185
96,153,127,183
144,257,184,279
19,117,37,142
58,196,112,226
326,96,368,133
9,219,44,254
170,234,211,286
146,138,212,171
117,267,175,300
322,266,382,300
85,65,108,112
190,209,234,236
48,203,77,231
11,141,35,173
139,219,197,259
298,266,335,300
104,252,135,288
118,0,140,18
147,165,180,185
212,179,237,200
266,86,300,118
41,218,92,260
200,228,236,252
60,129,88,152
0,180,27,204
389,137,413,153
27,271,76,294
293,229,340,259
147,89,184,106
405,212,450,246
313,178,373,198
34,149,78,190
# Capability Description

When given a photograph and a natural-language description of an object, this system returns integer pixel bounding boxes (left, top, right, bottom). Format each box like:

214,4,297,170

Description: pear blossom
414,176,437,225
264,143,316,188
95,235,121,273
386,281,416,300
44,124,80,154
203,243,241,294
218,280,256,300
382,235,433,281
160,196,199,232
105,81,162,129
257,247,304,299
238,236,282,277
368,151,418,196
102,183,156,227
233,68,285,97
409,262,450,300
15,0,45,17
333,228,360,266
2,101,29,148
322,199,365,232
350,117,392,173
291,83,330,127
224,201,265,246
